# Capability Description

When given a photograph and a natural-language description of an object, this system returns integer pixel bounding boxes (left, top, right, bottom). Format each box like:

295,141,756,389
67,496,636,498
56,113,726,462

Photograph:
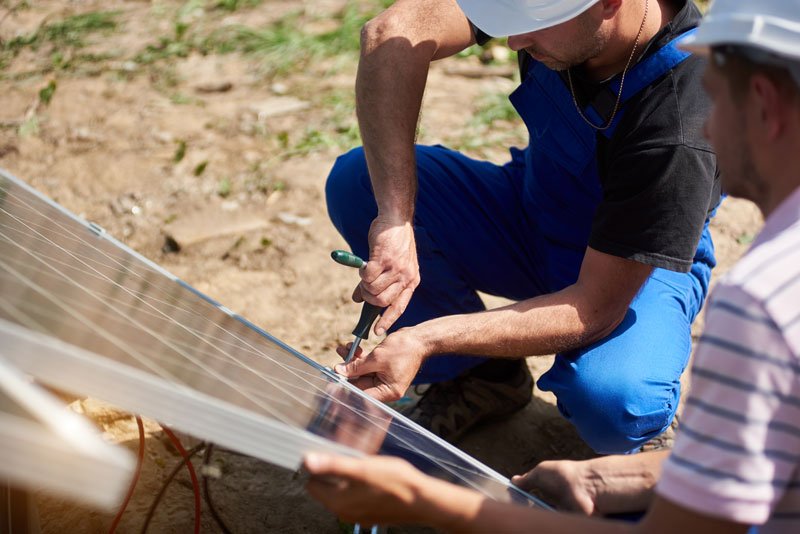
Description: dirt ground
0,1,763,532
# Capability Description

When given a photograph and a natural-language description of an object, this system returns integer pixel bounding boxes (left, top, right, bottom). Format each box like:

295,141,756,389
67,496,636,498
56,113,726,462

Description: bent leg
537,267,708,454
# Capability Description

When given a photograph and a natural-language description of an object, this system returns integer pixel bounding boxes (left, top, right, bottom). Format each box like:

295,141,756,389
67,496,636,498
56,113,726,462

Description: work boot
402,359,533,443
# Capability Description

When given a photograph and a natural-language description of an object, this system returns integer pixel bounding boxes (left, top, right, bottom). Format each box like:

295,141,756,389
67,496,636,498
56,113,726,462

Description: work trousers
326,144,715,454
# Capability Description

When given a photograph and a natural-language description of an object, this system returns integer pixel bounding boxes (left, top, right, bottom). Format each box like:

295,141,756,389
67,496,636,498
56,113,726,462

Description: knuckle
374,295,392,307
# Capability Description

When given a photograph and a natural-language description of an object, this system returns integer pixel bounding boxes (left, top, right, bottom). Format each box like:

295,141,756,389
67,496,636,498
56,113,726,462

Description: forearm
356,23,424,221
356,0,474,220
568,451,668,516
415,286,619,359
411,249,652,359
418,477,634,534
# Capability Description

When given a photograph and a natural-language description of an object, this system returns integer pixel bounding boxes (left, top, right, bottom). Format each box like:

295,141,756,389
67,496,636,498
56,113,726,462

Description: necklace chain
567,0,650,131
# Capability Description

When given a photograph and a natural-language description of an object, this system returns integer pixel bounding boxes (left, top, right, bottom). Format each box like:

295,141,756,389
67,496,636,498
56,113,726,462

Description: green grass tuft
5,11,118,52
1,10,119,73
135,0,393,77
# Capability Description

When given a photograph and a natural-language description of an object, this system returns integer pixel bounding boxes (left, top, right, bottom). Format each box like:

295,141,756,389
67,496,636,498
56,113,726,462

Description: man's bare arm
416,247,651,357
336,248,653,401
304,452,749,534
513,451,670,516
354,0,476,333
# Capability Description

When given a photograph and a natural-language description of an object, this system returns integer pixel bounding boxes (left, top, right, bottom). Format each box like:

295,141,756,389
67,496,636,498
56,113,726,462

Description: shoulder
716,221,800,355
724,222,800,295
615,54,712,152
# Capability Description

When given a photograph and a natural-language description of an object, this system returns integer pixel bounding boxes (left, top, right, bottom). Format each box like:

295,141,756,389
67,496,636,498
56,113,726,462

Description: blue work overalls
325,30,716,454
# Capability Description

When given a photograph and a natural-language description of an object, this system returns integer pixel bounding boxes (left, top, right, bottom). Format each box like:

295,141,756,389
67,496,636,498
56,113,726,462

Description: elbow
360,12,402,56
360,10,437,60
581,306,629,346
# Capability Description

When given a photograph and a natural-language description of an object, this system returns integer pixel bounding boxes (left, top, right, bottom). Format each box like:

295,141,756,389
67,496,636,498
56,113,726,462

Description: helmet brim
457,0,599,38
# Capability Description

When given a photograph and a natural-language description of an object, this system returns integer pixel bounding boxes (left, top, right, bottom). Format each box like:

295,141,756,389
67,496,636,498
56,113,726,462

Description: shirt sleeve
656,283,800,524
589,142,718,272
588,57,720,272
468,21,492,46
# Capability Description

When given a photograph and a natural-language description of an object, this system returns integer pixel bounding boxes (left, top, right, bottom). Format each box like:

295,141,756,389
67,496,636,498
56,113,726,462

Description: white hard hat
681,0,800,62
456,0,600,38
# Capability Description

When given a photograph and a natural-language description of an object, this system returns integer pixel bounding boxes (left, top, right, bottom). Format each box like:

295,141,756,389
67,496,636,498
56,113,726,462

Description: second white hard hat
456,0,601,38
681,0,800,62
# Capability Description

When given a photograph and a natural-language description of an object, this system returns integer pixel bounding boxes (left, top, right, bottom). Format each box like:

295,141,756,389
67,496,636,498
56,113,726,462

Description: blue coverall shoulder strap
506,27,699,291
584,27,699,137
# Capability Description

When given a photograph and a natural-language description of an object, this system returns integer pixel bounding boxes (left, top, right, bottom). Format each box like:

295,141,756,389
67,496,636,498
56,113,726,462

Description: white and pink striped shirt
657,186,800,533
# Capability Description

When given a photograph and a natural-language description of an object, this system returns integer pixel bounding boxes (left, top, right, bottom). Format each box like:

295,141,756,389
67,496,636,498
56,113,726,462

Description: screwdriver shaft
344,336,362,364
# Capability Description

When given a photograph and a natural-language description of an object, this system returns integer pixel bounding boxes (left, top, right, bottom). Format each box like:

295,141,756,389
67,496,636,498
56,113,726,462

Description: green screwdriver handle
331,249,366,269
331,250,384,338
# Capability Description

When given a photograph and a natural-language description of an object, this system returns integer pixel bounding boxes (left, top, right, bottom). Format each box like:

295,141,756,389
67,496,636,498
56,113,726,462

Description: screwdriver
331,250,383,364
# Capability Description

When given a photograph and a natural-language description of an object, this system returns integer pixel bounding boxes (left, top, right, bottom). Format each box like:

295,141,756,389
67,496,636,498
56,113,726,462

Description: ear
750,73,786,141
598,0,623,19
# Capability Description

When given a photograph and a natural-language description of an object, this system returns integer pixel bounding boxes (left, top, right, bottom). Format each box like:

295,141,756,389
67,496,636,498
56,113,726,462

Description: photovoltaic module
0,167,548,510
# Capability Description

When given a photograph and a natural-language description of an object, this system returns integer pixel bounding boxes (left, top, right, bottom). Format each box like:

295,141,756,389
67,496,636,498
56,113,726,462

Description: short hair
711,45,800,104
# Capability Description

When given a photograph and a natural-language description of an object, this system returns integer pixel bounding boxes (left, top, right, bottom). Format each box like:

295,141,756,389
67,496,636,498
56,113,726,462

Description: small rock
201,464,222,479
0,144,19,158
277,212,312,226
195,81,233,94
271,82,288,95
163,235,181,253
221,200,240,211
154,131,174,143
247,97,309,121
71,127,93,141
109,192,142,216
243,150,260,163
163,207,269,250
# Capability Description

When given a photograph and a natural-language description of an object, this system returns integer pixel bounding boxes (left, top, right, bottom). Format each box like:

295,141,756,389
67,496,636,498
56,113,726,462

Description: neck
758,170,800,219
585,0,674,80
754,129,800,218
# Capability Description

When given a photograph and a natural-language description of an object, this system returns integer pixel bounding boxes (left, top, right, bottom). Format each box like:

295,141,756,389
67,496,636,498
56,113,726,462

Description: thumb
304,452,363,479
334,353,378,378
351,285,364,303
511,469,537,491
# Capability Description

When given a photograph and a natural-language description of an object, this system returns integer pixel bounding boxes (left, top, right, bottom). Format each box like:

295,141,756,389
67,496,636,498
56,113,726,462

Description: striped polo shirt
657,185,800,533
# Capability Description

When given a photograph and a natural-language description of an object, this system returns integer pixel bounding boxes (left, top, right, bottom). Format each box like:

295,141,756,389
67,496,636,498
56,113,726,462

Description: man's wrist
375,207,414,225
411,317,454,359
416,477,484,532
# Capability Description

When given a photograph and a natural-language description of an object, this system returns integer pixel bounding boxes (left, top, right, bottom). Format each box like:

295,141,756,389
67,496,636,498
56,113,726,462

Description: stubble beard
526,27,609,72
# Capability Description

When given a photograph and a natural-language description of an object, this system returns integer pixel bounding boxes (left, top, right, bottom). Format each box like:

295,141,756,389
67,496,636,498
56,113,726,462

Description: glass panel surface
0,169,546,507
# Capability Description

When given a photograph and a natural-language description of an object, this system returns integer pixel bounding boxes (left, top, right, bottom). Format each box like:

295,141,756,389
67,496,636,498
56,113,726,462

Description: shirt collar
752,185,800,247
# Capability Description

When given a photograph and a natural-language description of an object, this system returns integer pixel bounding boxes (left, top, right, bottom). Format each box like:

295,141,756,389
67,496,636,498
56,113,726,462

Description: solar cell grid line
0,220,320,426
0,358,134,509
0,167,549,509
0,186,332,396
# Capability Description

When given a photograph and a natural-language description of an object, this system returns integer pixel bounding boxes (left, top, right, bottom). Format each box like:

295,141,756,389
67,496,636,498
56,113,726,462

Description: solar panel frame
0,358,134,510
0,167,549,510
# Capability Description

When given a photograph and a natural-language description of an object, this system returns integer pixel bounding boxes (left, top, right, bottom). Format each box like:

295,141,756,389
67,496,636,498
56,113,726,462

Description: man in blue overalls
326,0,720,454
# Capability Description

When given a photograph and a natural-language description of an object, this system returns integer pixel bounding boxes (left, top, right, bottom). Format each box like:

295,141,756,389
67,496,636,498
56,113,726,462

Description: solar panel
0,358,134,509
0,167,548,510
